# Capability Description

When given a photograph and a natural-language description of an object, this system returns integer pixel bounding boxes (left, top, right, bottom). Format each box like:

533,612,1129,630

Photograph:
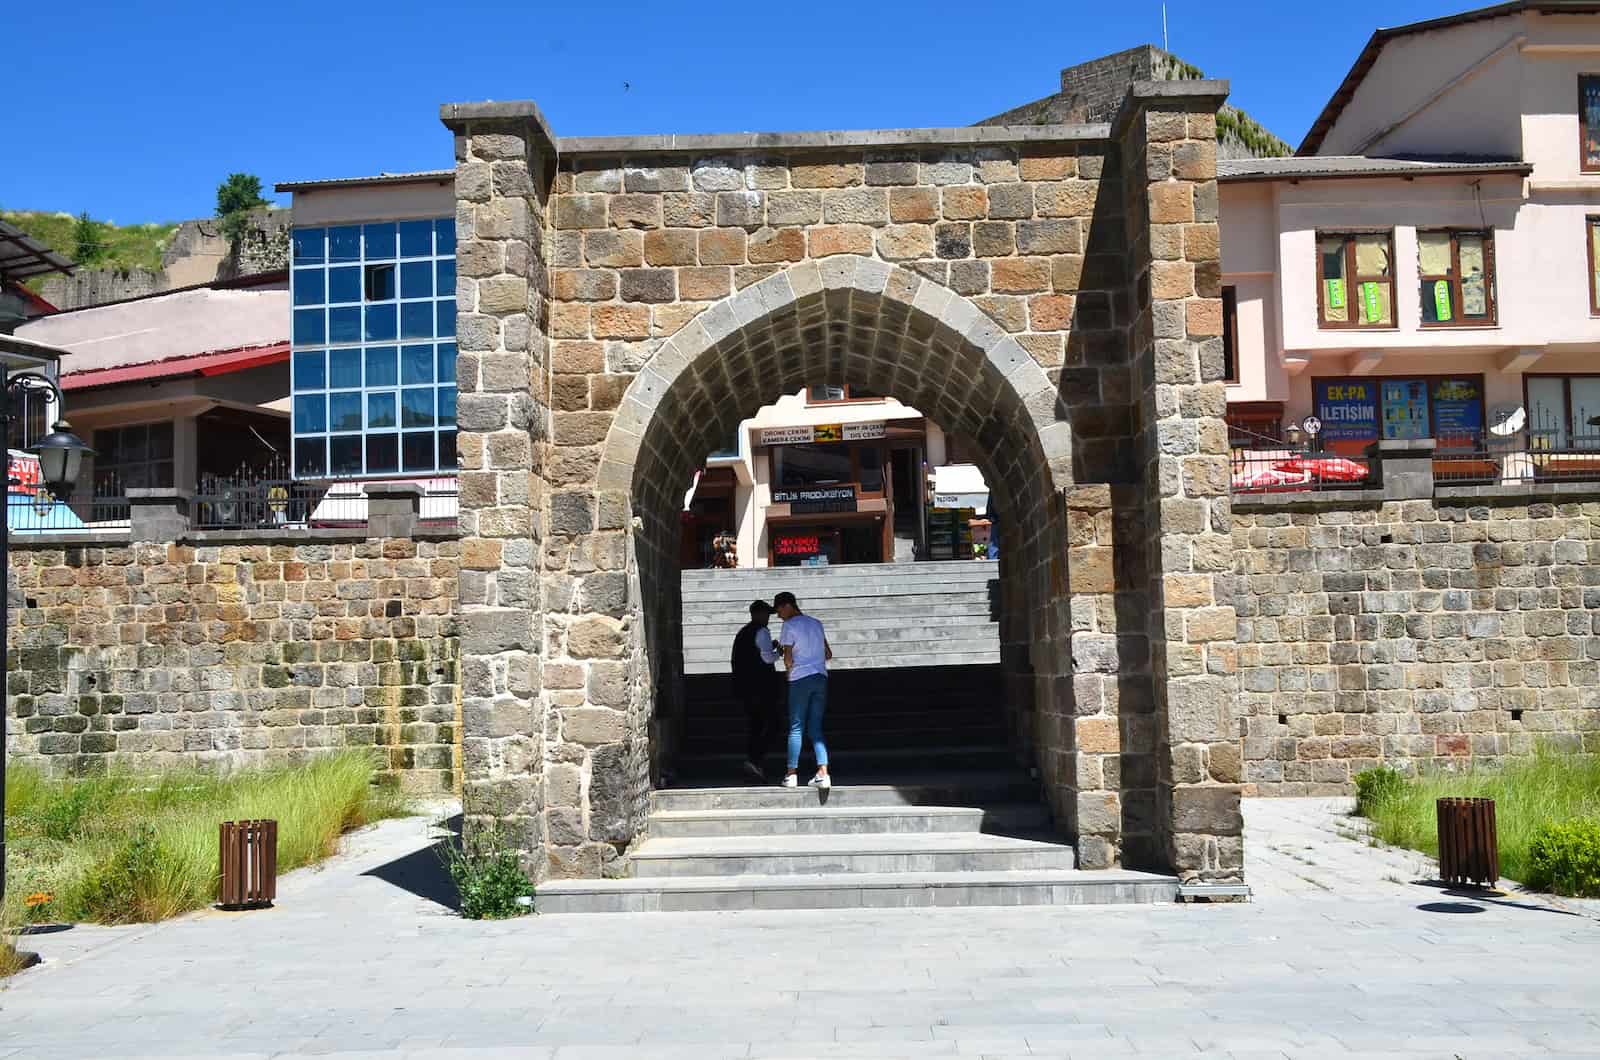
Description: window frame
805,384,884,406
1416,228,1497,328
92,421,176,497
1587,217,1600,317
1221,285,1239,383
1580,74,1600,174
1524,372,1600,450
1315,230,1397,331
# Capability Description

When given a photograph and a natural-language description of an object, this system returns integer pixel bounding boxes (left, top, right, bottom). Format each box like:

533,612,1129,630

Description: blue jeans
786,674,829,770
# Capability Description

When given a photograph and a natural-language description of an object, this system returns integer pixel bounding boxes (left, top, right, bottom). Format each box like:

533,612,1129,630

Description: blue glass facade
290,219,457,478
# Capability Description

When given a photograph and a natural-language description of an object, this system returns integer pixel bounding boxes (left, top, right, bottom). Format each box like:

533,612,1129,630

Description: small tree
216,173,269,245
72,211,106,265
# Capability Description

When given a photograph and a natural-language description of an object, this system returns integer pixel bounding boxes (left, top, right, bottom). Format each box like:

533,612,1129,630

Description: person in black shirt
730,599,782,781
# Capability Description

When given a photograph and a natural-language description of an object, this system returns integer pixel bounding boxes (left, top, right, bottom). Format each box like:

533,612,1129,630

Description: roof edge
1220,160,1534,183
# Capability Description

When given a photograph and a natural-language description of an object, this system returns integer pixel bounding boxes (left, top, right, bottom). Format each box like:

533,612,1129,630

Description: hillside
1,210,180,287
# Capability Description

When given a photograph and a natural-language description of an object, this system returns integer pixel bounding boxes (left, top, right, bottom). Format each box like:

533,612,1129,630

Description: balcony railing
193,464,458,531
1229,429,1373,494
1433,430,1600,486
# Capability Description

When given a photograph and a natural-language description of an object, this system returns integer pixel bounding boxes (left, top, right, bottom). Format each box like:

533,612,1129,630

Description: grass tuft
1355,746,1600,888
4,751,408,928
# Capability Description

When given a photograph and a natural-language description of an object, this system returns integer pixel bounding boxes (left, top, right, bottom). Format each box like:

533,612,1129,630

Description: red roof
61,342,289,391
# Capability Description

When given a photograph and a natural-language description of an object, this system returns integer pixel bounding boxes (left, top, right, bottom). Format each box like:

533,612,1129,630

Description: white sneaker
809,773,831,789
781,774,798,788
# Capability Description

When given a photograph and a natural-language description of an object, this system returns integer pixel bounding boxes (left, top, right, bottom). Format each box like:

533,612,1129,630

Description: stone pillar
1371,438,1436,500
126,488,192,541
363,482,422,538
1115,81,1244,883
439,101,556,870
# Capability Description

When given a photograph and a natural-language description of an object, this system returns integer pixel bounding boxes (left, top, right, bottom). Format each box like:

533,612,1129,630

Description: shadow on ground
1411,880,1583,918
359,814,463,911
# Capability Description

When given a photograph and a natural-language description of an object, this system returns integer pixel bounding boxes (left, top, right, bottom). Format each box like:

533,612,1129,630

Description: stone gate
442,81,1244,884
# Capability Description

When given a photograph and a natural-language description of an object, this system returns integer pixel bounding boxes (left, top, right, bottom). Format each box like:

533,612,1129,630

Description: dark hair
772,591,797,609
748,600,772,619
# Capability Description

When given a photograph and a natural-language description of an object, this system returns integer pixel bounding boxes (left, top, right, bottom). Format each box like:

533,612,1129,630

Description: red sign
775,534,820,557
7,450,41,495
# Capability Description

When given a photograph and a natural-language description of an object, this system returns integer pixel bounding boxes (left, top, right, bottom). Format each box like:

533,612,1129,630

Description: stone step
628,831,1079,878
648,802,1049,838
684,649,1000,673
536,869,1178,914
680,619,999,651
672,745,1020,775
651,774,1042,812
682,600,996,625
681,579,997,602
681,560,996,586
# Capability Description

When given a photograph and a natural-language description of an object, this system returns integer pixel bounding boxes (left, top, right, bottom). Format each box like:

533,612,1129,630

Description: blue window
289,216,456,476
294,394,326,434
400,220,433,257
368,393,396,430
293,228,324,264
401,344,433,385
401,260,432,299
401,301,433,339
328,267,360,304
328,392,362,433
293,268,324,306
293,350,325,391
329,348,362,389
364,304,396,341
329,307,361,344
293,309,324,346
328,226,361,263
363,223,396,259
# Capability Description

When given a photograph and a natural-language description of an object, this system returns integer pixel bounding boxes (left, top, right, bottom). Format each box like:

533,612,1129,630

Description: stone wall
1234,495,1600,795
6,537,460,792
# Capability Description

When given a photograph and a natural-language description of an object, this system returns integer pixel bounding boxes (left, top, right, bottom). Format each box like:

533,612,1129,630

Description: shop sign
772,484,857,514
1313,381,1378,442
7,450,42,495
757,422,886,446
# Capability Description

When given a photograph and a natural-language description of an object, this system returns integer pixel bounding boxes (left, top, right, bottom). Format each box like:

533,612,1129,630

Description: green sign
1433,279,1452,322
1361,281,1382,324
1326,278,1345,309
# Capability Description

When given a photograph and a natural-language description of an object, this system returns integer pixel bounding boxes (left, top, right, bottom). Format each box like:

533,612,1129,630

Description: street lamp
2,372,92,904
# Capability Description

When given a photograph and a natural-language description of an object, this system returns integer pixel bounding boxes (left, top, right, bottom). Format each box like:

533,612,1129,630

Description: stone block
584,230,644,268
889,187,938,223
1016,219,1080,255
643,229,698,266
567,617,624,659
747,226,806,263
877,225,934,261
698,228,746,265
1170,785,1243,836
808,224,874,258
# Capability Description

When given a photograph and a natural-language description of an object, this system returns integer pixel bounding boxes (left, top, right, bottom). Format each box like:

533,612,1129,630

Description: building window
94,422,175,496
5,383,49,451
1316,231,1394,328
290,218,457,478
1527,375,1600,450
1417,230,1494,326
1581,75,1600,173
1588,218,1600,315
1221,286,1238,383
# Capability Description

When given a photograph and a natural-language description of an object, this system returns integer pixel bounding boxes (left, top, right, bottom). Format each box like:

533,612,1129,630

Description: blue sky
7,0,1472,223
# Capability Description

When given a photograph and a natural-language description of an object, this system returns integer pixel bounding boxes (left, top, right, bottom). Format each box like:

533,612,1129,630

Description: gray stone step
628,831,1079,878
648,803,1051,838
536,869,1178,913
684,649,1000,674
681,560,995,585
681,618,998,651
682,599,995,623
651,774,1043,812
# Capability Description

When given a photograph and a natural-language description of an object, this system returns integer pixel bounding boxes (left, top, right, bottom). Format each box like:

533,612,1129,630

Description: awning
61,342,289,391
932,463,989,515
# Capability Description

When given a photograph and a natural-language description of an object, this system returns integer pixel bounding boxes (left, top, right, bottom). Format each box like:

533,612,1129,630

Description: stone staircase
680,560,1000,674
536,776,1178,913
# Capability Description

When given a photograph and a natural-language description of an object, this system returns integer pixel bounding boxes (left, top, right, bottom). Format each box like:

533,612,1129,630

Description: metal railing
192,461,459,531
1229,429,1373,495
1433,429,1600,486
6,490,131,534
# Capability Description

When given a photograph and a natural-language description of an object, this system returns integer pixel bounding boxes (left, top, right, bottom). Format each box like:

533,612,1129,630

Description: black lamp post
1,371,92,903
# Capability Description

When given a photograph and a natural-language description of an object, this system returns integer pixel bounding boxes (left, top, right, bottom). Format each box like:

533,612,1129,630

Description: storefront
762,419,907,566
1311,374,1486,453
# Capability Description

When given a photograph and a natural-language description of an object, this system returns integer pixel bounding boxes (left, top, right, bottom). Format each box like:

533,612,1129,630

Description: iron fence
1229,429,1373,495
192,461,458,531
6,490,131,533
1433,429,1600,486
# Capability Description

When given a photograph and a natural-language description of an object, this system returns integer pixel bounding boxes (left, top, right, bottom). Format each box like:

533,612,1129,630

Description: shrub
1526,819,1600,898
1354,766,1406,815
445,829,534,919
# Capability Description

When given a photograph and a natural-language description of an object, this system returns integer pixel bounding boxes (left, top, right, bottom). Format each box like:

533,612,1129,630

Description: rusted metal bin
218,819,278,909
1436,798,1499,887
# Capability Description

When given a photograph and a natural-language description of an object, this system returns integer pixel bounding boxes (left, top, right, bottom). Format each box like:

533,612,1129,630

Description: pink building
1223,0,1600,479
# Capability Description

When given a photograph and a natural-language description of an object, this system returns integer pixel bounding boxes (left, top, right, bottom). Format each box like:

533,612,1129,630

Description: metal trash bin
218,819,278,909
1436,797,1499,887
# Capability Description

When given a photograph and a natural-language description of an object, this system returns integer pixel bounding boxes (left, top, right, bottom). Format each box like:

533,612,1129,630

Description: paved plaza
2,799,1597,1059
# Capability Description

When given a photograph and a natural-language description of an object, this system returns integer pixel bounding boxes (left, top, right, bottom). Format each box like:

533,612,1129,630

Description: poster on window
1314,380,1378,442
1431,378,1483,442
1381,379,1430,440
1584,76,1600,169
